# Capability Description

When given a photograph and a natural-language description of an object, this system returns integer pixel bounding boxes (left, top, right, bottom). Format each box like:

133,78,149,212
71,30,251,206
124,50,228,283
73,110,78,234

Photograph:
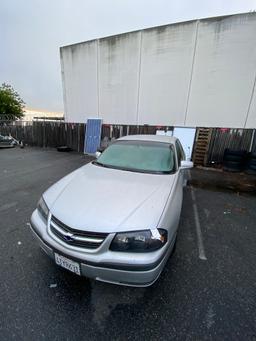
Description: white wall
173,127,196,160
60,12,256,128
60,41,98,122
98,32,141,124
245,77,256,128
138,21,197,126
187,14,256,128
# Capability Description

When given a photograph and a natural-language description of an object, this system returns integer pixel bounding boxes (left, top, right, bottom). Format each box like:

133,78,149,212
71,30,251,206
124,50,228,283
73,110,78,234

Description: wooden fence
0,121,170,152
0,121,85,152
207,128,255,164
1,121,255,164
193,127,256,166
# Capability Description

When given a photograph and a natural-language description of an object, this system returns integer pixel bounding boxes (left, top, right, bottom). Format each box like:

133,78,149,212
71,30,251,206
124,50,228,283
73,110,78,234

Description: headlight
110,229,167,252
37,197,49,222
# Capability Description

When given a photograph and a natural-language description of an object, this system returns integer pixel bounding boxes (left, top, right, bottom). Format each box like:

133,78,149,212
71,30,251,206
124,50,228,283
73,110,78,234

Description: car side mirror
95,151,101,159
180,160,193,169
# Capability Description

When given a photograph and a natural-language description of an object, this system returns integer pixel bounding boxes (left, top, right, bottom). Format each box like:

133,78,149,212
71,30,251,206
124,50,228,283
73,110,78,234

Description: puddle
90,280,146,329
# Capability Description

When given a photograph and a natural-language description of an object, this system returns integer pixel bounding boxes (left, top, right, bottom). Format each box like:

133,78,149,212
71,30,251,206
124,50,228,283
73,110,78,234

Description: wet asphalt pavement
1,147,256,340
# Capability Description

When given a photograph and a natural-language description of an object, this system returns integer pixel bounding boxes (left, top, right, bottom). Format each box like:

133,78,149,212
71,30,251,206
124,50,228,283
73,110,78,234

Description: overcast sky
1,0,256,112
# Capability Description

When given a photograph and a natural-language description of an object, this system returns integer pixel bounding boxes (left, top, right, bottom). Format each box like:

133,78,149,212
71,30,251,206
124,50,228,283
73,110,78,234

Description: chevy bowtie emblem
63,232,74,242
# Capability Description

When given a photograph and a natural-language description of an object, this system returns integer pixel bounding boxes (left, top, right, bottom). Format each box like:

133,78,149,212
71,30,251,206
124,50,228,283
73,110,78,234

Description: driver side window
175,140,185,167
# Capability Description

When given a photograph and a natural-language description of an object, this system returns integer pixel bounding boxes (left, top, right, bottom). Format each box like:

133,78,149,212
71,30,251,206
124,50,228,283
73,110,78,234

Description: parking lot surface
1,147,256,341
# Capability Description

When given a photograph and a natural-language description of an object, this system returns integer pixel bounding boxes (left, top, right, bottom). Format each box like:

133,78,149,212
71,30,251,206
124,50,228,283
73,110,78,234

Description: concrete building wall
138,21,197,126
245,76,256,128
60,41,98,122
60,12,256,128
187,14,256,128
98,32,141,124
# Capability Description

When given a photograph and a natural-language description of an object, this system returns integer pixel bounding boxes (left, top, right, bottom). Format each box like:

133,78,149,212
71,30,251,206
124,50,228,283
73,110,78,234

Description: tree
0,83,25,121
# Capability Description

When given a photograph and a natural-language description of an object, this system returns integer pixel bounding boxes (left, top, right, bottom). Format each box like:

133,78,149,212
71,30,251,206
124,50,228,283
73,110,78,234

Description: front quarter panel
157,171,183,243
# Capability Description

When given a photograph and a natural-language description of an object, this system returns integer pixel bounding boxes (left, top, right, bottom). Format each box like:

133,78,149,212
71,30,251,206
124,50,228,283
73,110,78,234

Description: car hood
44,163,176,233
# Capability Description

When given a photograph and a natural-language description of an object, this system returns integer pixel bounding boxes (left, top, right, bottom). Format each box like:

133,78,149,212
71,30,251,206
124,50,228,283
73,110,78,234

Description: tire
223,160,243,172
224,149,247,157
247,164,256,171
223,160,242,168
223,167,241,173
223,149,247,171
249,152,256,159
247,158,256,166
223,154,244,162
57,146,72,152
245,168,256,175
247,152,256,161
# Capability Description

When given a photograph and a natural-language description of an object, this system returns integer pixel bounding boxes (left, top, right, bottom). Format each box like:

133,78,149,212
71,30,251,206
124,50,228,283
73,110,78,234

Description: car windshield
94,140,175,174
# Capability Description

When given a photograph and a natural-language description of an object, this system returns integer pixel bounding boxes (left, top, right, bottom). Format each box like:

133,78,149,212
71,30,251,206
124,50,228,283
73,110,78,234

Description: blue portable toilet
84,118,102,154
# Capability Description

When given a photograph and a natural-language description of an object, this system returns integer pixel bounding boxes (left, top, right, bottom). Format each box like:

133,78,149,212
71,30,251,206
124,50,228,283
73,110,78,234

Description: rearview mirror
95,151,101,159
180,160,193,169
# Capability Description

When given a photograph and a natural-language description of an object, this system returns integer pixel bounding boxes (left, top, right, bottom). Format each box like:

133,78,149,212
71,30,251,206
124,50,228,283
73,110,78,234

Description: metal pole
249,129,255,152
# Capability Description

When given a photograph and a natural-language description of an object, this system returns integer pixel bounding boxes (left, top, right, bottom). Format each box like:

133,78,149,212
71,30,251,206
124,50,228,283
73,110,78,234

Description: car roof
117,134,177,144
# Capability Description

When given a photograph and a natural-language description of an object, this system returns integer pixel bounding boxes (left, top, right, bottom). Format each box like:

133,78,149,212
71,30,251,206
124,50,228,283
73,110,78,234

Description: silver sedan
30,135,193,287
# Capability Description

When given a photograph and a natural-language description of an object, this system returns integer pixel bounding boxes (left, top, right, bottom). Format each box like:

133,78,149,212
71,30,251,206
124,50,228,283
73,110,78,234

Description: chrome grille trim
50,215,108,249
50,221,104,243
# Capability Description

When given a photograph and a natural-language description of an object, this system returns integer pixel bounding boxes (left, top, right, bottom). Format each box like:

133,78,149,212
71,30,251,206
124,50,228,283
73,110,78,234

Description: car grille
50,215,108,249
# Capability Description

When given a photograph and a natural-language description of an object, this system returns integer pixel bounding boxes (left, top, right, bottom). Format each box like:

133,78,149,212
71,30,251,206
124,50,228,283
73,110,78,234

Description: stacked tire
245,152,256,175
223,149,247,172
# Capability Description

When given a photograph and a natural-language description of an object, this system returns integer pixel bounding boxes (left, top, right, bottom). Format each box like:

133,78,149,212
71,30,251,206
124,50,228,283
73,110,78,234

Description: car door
176,139,187,186
158,141,185,241
174,139,185,217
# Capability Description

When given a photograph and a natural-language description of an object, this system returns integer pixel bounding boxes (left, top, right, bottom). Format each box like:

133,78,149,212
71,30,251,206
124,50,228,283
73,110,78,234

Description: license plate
55,253,81,275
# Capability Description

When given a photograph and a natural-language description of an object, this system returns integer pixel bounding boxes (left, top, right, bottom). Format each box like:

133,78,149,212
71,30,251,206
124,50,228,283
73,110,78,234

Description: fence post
43,120,46,148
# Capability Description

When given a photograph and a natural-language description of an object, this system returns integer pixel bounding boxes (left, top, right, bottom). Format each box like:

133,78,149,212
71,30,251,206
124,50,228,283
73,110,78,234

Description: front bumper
30,210,174,287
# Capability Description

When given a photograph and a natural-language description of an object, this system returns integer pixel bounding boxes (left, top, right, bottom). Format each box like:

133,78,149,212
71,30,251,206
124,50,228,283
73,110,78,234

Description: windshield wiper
92,161,112,169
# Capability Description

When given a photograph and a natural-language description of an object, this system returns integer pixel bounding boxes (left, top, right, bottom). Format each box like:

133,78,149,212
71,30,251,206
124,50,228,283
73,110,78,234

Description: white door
173,127,196,160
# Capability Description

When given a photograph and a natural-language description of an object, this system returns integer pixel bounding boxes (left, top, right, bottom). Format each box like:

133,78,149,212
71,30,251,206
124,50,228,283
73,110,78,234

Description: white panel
138,21,197,126
60,41,98,123
61,13,256,128
173,127,196,160
98,32,140,124
187,14,256,128
245,81,256,128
